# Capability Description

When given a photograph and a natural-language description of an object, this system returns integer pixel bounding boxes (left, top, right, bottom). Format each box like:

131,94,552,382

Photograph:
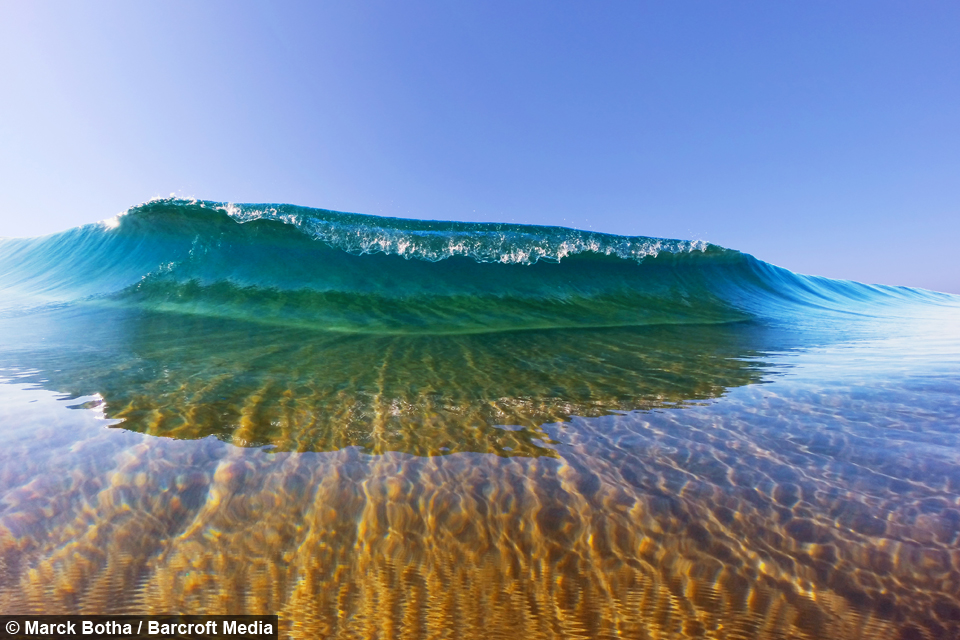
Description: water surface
1,200,958,639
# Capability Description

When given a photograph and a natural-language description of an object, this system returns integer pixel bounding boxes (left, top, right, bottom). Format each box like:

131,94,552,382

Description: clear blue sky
1,1,958,292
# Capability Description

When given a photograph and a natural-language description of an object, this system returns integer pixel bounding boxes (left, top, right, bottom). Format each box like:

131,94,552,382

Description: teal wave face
0,198,954,334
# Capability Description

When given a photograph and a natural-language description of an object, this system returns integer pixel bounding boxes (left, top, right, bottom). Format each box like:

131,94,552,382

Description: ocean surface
0,199,958,639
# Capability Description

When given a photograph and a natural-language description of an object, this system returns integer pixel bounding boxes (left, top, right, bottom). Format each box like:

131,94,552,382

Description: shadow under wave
0,304,787,456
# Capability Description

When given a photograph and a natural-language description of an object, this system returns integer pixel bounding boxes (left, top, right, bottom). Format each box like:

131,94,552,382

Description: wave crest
210,199,712,264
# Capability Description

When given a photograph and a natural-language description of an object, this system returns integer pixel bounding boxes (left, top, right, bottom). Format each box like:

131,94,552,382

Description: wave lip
215,200,712,264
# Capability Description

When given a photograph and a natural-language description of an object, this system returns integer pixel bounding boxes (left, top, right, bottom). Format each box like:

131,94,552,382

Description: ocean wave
0,198,953,334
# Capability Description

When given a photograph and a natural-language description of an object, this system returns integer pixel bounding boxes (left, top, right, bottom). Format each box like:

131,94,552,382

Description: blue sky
1,1,958,292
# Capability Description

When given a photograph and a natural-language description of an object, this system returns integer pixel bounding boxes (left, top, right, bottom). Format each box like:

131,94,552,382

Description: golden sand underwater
1,313,958,639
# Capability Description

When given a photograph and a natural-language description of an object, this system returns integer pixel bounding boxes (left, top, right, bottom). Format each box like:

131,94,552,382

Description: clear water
0,200,958,639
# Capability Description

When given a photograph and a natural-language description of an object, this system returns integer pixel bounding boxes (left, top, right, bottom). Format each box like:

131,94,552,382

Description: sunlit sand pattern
1,326,958,640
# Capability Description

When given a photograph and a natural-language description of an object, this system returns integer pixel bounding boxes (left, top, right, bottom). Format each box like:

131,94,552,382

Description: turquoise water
0,200,958,638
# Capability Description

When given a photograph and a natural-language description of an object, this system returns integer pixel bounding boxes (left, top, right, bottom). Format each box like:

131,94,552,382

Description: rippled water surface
1,308,959,639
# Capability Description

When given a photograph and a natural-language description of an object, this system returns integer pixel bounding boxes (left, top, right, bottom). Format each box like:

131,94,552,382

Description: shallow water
1,201,959,638
1,309,959,639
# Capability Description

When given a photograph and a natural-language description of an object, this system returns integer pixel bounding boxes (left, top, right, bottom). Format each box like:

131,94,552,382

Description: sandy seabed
1,328,959,640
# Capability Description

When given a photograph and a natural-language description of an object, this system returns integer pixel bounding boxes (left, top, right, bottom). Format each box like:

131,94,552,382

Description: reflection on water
0,307,959,639
0,308,781,456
